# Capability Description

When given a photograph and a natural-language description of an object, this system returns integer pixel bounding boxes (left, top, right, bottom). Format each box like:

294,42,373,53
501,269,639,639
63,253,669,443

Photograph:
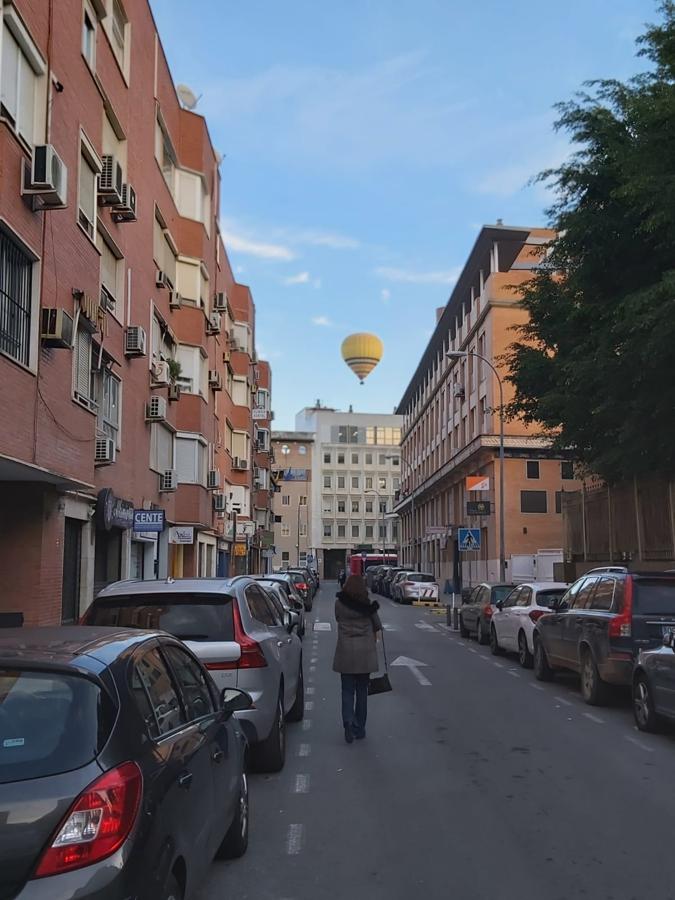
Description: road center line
293,774,310,794
305,686,315,695
305,701,314,711
625,734,655,753
507,670,520,678
583,712,605,724
286,824,304,854
309,666,316,673
493,662,504,668
468,648,478,654
302,719,312,730
554,696,573,707
298,743,311,757
530,683,545,690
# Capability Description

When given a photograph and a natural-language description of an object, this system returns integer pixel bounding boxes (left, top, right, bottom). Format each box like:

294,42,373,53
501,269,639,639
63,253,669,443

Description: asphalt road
199,582,675,900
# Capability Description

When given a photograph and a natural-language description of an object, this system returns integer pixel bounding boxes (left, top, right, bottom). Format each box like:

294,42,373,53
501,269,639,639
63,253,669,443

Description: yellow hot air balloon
341,333,383,384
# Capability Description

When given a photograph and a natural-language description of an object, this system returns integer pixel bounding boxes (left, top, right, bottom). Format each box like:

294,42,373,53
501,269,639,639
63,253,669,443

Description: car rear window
409,574,435,583
0,669,114,784
491,586,516,604
536,590,567,608
633,580,675,616
88,593,235,642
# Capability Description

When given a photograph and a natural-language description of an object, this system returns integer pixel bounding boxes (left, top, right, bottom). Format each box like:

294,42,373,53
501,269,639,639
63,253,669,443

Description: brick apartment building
271,431,314,571
0,0,273,625
394,224,580,590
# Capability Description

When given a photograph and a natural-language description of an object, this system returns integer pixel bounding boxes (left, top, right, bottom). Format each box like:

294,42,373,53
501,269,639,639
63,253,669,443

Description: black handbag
368,632,392,695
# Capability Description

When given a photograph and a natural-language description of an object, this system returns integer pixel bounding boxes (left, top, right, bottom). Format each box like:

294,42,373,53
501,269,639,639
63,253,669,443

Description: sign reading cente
133,510,165,533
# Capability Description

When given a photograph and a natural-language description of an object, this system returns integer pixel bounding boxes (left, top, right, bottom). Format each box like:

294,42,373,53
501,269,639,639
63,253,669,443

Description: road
200,582,675,900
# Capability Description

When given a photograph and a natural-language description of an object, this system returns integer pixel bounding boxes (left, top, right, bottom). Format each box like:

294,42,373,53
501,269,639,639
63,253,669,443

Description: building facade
0,0,272,624
295,406,403,579
394,224,580,590
271,432,313,571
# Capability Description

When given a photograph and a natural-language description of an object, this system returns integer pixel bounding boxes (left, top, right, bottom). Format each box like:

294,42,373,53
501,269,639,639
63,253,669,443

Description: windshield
88,593,235,641
491,585,516,604
0,670,113,784
633,581,675,616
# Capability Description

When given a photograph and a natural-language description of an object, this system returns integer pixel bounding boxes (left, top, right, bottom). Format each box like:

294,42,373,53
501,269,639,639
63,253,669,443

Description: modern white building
295,405,403,578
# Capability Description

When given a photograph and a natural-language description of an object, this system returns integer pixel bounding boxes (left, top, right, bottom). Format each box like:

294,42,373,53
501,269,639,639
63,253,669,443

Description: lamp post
447,350,506,582
365,489,386,565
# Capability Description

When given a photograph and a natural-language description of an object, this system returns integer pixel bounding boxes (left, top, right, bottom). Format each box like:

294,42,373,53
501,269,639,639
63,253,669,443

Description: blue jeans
341,674,369,735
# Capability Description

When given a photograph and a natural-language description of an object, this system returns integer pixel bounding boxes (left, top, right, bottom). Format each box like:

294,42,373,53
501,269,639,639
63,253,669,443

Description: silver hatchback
87,577,304,772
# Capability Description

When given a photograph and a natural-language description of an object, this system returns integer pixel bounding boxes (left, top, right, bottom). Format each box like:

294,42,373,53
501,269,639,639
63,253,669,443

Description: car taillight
297,582,308,592
34,762,142,879
206,602,267,671
529,609,546,623
609,576,633,638
483,605,493,618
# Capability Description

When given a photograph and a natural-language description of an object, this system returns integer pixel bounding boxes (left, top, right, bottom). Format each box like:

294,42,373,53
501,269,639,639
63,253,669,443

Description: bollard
452,608,460,630
446,604,452,626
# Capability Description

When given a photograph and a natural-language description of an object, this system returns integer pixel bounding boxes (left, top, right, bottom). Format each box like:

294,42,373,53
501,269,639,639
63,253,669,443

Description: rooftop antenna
176,84,200,111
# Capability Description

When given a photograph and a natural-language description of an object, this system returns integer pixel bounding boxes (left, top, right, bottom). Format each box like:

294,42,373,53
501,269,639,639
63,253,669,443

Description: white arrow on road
391,655,431,686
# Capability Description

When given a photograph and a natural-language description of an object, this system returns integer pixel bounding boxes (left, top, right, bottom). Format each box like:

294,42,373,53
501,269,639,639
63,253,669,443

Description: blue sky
150,0,656,429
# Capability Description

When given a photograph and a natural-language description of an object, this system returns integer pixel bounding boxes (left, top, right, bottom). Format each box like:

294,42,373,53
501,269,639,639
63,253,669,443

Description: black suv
533,568,675,704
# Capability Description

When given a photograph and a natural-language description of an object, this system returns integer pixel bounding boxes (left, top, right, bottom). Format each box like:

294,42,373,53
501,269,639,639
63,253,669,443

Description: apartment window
393,477,400,490
299,496,307,506
352,525,360,539
232,376,249,407
526,460,540,480
365,525,374,539
521,491,547,514
78,138,100,240
299,524,307,537
256,388,269,411
82,3,96,69
555,491,563,514
281,524,290,537
337,452,345,465
351,453,359,465
73,326,95,410
378,476,387,491
379,500,387,513
299,445,307,455
323,499,332,514
111,0,127,59
155,115,177,188
150,423,174,473
365,453,373,465
337,475,346,490
366,500,374,513
338,524,346,538
153,211,177,288
98,368,120,443
282,551,290,562
352,500,360,513
561,461,574,481
392,456,400,466
323,475,331,489
1,12,45,146
176,434,207,486
324,524,332,538
379,525,386,539
0,229,34,367
337,500,346,513
379,454,386,465
176,169,210,231
257,429,270,452
323,452,331,464
282,495,290,506
97,229,123,312
176,344,206,396
352,476,360,490
176,258,205,306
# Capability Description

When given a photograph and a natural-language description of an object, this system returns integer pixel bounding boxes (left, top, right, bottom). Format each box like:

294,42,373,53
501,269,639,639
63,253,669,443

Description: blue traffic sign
458,527,481,552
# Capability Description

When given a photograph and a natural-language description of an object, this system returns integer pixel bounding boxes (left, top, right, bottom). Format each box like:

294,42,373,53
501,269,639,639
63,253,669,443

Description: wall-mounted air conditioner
152,360,170,385
213,492,226,512
207,469,220,490
23,145,68,209
146,395,168,421
207,312,222,334
159,469,177,492
214,292,227,311
95,436,116,465
168,384,181,402
112,183,137,222
124,325,147,356
40,308,73,348
208,370,223,391
97,155,123,206
169,291,182,310
233,457,249,471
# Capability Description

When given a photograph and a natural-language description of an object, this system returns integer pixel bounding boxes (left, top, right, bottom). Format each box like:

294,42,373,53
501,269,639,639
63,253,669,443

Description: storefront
94,489,134,596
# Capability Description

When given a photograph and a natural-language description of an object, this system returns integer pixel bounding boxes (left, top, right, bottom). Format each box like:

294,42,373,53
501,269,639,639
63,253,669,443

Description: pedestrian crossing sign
458,527,481,551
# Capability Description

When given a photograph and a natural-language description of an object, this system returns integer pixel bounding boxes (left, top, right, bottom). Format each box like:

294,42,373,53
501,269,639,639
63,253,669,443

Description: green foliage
506,2,675,483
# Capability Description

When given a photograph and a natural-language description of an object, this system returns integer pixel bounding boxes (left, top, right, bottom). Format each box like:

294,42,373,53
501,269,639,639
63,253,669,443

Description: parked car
366,565,385,590
256,577,306,638
86,577,304,771
490,582,569,667
390,571,410,602
0,626,251,900
264,572,307,611
283,569,315,610
632,629,675,731
459,583,516,644
382,568,407,598
372,566,392,594
533,569,675,705
392,572,440,605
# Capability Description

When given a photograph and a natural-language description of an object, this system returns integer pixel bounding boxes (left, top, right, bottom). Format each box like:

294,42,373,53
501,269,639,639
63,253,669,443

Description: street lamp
365,489,386,565
447,349,506,582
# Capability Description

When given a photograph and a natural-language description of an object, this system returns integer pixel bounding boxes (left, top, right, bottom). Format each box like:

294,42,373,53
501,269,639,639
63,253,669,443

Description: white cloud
294,230,360,250
235,265,245,274
311,315,333,327
283,271,311,285
476,139,572,199
220,221,295,261
375,266,461,286
381,288,391,303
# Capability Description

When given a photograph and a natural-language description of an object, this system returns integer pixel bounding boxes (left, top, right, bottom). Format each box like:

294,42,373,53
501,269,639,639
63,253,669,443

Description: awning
0,454,95,492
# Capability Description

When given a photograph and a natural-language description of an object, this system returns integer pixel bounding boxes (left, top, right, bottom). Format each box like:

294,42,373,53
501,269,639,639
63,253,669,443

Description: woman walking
333,574,382,743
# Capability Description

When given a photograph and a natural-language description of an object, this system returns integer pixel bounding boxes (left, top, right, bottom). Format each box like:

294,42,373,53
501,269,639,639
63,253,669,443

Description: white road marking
293,774,310,794
625,734,654,753
493,662,504,668
314,622,332,631
507,670,520,678
305,701,314,711
391,655,431,686
286,824,304,854
554,696,573,707
530,683,545,691
583,712,605,724
309,666,316,673
415,622,438,632
311,657,318,664
383,623,399,631
306,686,315,695
302,719,312,730
298,743,311,757
468,648,478,654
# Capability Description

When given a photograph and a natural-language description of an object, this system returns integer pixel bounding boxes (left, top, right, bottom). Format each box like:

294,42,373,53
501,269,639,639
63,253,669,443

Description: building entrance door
61,518,82,624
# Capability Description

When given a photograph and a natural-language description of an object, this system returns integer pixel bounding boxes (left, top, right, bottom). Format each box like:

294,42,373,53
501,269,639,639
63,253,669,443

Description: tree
505,2,675,483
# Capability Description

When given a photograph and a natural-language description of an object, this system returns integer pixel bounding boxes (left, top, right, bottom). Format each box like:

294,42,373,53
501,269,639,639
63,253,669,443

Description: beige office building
271,432,314,570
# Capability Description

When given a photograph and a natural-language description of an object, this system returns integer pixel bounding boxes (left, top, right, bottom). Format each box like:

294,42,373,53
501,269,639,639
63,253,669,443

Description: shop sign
260,530,275,549
133,509,165,533
252,407,267,420
97,489,134,531
169,526,195,545
282,468,307,481
466,501,491,516
234,543,248,557
466,475,490,492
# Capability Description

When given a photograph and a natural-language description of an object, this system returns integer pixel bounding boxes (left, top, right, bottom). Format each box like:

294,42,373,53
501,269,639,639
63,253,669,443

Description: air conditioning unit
213,492,226,512
23,145,68,208
97,155,123,206
208,370,223,391
40,308,73,348
233,457,249,471
146,395,168,421
95,436,116,465
207,312,222,334
453,383,466,400
228,328,241,351
152,360,170,385
270,411,275,421
124,325,147,356
155,270,169,289
159,469,177,492
169,291,182,310
112,183,137,222
254,467,263,487
214,291,227,311
168,383,181,402
222,347,231,364
207,469,220,490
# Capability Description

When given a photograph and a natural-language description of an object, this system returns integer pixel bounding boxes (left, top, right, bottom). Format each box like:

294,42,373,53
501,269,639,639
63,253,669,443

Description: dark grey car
0,627,250,900
459,583,516,644
633,630,675,731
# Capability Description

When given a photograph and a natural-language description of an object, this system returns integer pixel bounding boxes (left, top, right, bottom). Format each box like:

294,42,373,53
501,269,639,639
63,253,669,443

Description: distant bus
348,553,398,577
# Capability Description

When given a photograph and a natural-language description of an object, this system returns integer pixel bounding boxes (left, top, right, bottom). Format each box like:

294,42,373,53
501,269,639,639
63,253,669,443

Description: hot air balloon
341,333,383,384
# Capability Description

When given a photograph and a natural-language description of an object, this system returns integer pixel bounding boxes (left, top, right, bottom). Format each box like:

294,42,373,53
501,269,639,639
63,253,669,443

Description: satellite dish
176,84,199,110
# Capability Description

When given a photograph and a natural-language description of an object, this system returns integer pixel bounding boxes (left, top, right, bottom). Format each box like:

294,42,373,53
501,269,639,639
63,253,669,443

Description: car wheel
476,618,488,645
534,636,555,681
633,674,661,733
216,773,249,859
489,625,504,656
518,631,534,669
287,664,305,722
163,874,183,900
580,649,609,706
459,614,470,638
251,693,286,773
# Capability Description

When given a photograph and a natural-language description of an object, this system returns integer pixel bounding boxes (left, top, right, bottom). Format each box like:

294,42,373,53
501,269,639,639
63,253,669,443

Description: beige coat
332,598,383,674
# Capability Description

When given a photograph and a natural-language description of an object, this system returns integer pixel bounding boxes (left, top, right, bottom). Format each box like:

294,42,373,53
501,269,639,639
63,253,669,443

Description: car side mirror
663,629,675,650
221,688,253,715
553,599,569,612
283,611,294,632
495,600,504,610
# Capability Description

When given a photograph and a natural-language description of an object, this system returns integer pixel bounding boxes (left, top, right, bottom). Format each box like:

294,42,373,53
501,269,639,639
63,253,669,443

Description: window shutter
1,28,19,121
18,52,35,142
75,328,92,399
